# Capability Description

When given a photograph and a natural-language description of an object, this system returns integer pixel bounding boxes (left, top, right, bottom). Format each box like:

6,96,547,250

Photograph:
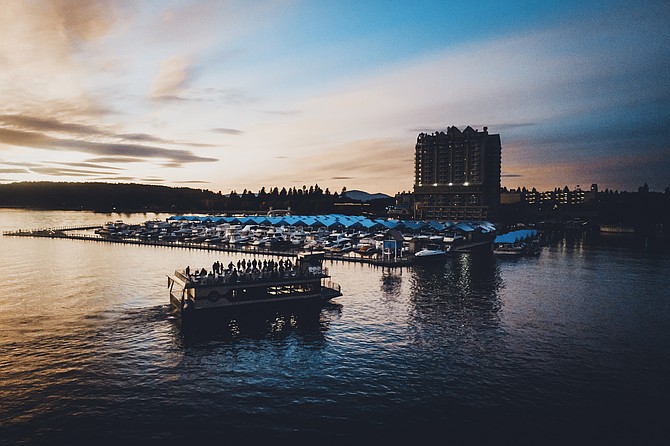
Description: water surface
1,210,668,444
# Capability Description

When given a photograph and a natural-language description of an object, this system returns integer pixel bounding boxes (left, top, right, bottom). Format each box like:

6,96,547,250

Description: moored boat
493,243,527,255
599,224,635,235
414,244,449,261
167,252,342,317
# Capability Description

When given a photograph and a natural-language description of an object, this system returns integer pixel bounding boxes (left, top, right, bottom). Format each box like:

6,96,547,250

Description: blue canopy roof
426,221,445,231
495,229,538,244
400,220,427,231
166,214,496,233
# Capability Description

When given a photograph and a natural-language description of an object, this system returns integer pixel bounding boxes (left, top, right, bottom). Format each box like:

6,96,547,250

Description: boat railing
177,266,330,287
322,279,341,293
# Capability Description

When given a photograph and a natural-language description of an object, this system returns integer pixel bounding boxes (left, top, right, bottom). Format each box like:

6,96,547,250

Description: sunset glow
0,0,668,194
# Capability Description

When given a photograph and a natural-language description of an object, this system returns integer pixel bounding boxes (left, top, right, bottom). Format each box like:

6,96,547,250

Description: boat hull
414,253,447,260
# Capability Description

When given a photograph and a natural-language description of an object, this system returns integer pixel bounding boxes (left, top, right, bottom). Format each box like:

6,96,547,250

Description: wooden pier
2,225,420,268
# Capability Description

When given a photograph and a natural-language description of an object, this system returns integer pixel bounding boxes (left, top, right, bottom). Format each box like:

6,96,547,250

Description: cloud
0,128,52,147
212,128,245,135
0,114,106,137
0,1,127,119
30,167,103,177
46,0,120,43
1,114,215,150
85,157,146,163
148,56,192,99
0,126,217,164
118,133,174,144
243,3,669,194
55,162,124,171
264,109,302,116
0,168,29,174
60,139,218,163
0,161,39,167
155,87,259,105
0,116,218,165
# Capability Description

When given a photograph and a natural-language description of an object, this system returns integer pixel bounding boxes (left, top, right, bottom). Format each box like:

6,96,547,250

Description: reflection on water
174,303,342,347
380,269,403,297
409,251,503,319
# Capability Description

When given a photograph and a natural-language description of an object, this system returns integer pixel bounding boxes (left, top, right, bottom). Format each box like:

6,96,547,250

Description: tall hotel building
413,126,501,221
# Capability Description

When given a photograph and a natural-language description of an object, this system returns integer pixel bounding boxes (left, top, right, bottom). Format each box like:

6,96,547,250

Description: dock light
433,183,438,186
464,182,469,186
448,182,453,186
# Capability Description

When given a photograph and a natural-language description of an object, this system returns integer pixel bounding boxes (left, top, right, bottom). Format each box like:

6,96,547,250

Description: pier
2,225,419,268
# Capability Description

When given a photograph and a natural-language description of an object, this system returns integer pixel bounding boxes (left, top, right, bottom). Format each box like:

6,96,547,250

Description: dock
2,225,422,268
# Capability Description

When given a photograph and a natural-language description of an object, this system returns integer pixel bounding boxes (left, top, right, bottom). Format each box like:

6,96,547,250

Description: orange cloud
47,0,119,42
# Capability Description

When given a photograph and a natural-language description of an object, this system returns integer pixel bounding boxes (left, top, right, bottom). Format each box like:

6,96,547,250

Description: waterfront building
515,184,597,208
412,126,501,221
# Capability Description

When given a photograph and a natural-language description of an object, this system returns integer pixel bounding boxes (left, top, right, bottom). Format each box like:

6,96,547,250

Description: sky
0,0,668,195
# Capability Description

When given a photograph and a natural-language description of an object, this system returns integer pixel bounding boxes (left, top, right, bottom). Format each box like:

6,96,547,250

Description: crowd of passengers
184,258,318,284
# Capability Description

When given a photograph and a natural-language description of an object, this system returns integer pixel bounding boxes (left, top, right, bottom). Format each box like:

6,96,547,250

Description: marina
2,214,499,267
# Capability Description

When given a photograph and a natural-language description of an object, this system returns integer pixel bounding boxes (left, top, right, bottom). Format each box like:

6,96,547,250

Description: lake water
1,210,668,445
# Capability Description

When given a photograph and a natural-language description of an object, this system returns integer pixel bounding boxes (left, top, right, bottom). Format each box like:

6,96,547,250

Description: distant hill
343,190,392,202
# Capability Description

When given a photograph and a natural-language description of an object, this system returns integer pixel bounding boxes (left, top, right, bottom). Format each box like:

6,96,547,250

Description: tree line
0,181,392,215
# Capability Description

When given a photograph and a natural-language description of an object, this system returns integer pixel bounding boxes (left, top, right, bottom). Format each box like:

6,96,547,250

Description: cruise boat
167,252,342,317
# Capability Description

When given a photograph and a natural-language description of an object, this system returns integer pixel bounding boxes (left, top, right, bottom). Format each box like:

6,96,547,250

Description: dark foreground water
1,210,668,445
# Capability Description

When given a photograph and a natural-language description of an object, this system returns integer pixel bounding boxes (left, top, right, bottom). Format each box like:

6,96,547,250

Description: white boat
229,234,252,245
493,240,541,256
493,243,527,255
414,244,448,261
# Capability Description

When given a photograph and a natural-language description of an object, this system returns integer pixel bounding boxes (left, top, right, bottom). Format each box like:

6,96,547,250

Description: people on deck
187,255,312,286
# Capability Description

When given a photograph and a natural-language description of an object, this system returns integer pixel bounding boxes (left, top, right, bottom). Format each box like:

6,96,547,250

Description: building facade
412,126,501,221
